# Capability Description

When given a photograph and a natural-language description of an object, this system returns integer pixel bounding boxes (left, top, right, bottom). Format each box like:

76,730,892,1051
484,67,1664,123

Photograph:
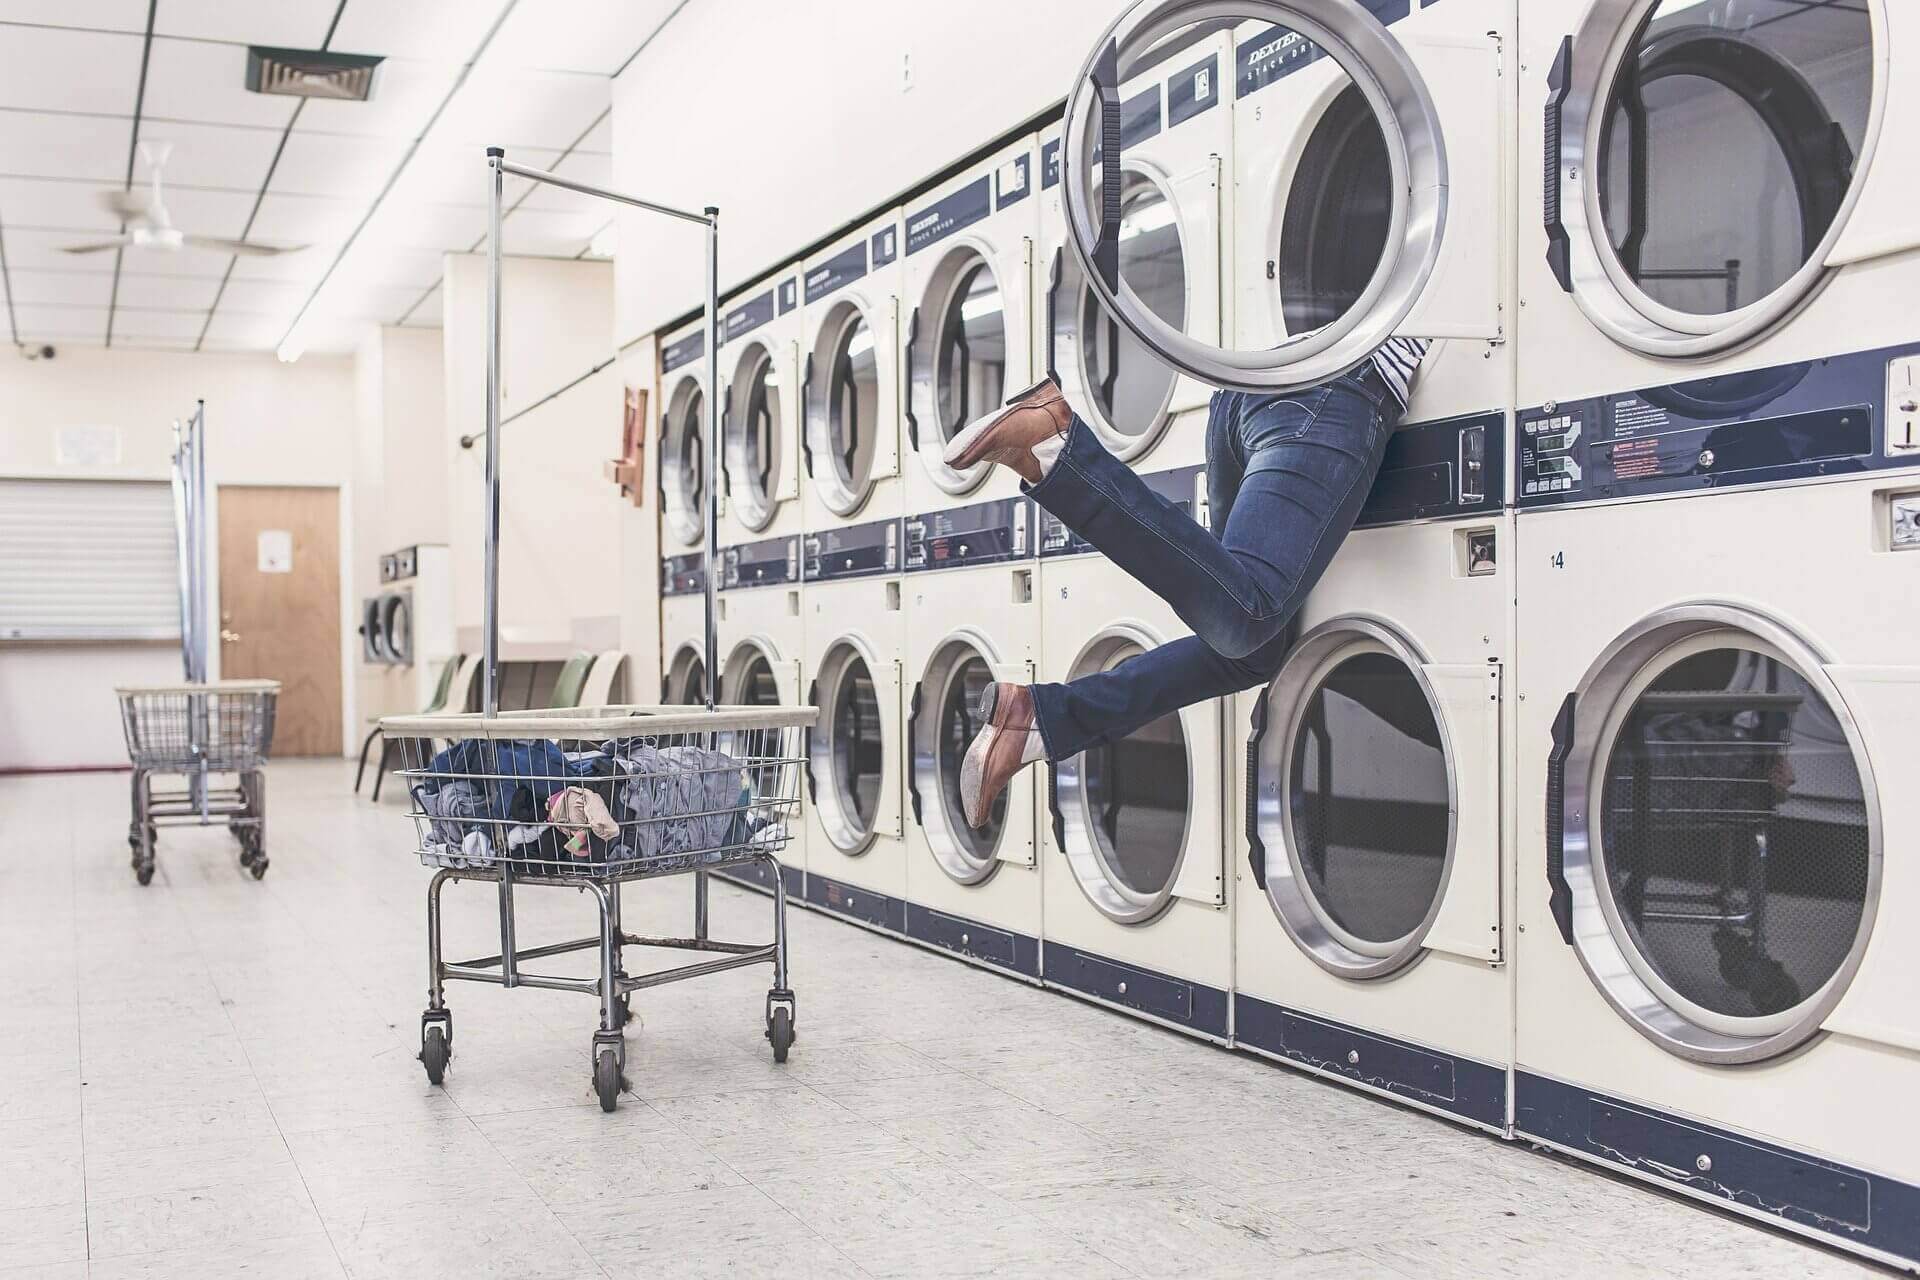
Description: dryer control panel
721,535,800,590
1519,342,1920,509
904,497,1033,572
803,518,898,582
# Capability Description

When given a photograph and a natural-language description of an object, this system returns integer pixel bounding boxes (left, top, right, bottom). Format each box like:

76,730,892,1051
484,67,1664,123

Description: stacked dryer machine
898,136,1048,979
659,314,711,705
714,265,809,895
1194,0,1519,1129
1509,0,1920,1266
800,210,911,932
1035,23,1240,1037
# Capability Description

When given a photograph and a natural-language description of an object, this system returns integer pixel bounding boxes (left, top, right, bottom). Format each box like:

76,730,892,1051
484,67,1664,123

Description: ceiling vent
246,47,383,101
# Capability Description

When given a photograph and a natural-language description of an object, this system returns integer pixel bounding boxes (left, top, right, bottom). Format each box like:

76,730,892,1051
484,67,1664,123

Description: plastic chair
356,654,470,800
549,651,595,709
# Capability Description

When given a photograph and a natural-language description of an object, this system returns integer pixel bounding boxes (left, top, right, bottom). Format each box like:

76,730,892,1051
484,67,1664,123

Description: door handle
221,628,242,644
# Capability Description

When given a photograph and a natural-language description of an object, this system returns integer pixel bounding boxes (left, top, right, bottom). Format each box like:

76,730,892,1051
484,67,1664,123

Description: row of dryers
655,0,1920,1269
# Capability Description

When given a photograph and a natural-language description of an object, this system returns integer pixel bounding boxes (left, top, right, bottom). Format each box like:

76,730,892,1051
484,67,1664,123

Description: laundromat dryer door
1059,0,1503,392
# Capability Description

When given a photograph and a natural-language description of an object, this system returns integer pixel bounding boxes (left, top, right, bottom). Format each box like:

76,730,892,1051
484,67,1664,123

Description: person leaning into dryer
941,339,1427,830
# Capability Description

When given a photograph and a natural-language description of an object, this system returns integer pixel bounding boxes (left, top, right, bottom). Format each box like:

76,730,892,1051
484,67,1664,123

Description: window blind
0,478,183,642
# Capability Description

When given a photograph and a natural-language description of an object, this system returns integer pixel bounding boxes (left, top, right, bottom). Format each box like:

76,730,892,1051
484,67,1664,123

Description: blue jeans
1027,364,1400,760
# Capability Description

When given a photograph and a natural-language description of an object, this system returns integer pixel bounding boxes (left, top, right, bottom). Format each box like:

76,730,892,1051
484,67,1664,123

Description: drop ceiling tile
12,303,109,342
328,0,509,61
143,36,301,129
0,3,149,34
200,309,285,347
135,120,284,189
267,127,410,198
434,67,609,150
247,193,361,247
0,177,123,232
0,268,116,307
115,272,224,311
0,110,129,182
0,227,125,273
215,277,308,315
112,307,210,339
500,207,603,257
298,56,457,140
0,25,143,115
488,1,681,75
151,0,337,46
517,148,611,213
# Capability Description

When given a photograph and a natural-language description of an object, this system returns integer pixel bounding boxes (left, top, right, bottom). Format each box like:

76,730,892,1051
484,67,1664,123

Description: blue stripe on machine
907,175,993,256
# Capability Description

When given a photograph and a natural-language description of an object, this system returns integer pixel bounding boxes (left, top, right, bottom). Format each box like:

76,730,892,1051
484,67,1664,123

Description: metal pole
483,148,505,717
701,206,720,712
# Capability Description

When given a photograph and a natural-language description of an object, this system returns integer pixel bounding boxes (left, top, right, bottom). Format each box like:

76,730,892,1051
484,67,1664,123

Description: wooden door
217,486,342,756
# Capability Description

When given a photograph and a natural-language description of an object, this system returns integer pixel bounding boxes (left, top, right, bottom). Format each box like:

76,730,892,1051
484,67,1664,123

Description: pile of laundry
410,736,780,872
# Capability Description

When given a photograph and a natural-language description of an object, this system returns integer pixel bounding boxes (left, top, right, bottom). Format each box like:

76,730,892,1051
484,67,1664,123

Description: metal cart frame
384,151,812,1112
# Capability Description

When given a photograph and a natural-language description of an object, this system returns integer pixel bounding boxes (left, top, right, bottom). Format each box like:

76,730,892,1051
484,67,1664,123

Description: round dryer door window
662,379,707,546
1063,173,1187,457
812,642,886,853
1255,623,1453,976
725,343,783,531
723,646,780,706
1060,0,1447,392
809,303,883,515
1560,608,1881,1063
1556,0,1875,353
912,249,1010,491
913,640,1006,883
1055,633,1192,924
664,648,707,706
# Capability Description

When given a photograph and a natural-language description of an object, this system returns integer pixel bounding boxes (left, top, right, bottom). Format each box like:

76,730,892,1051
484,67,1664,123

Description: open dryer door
1062,0,1455,392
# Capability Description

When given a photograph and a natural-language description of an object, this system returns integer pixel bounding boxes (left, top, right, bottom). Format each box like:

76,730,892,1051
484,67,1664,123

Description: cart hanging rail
386,150,815,1112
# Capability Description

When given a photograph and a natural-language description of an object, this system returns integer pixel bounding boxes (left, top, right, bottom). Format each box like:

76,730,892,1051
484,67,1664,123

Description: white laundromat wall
609,0,1125,345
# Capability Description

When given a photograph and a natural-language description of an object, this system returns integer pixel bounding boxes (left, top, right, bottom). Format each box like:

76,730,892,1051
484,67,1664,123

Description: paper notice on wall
54,424,121,466
257,529,293,573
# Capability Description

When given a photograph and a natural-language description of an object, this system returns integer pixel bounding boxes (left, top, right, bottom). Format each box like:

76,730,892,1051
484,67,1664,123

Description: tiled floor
0,761,1883,1278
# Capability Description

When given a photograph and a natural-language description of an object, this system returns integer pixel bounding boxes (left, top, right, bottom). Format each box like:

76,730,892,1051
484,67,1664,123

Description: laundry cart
117,680,280,884
387,705,811,1110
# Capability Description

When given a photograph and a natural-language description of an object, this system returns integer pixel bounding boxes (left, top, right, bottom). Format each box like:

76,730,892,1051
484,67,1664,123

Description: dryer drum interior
663,645,708,706
809,302,883,513
1560,609,1881,1063
1257,624,1454,977
1279,84,1392,339
811,640,886,853
1561,0,1875,347
721,642,781,707
914,247,1009,492
725,343,783,530
1056,169,1187,458
1054,630,1192,924
662,377,707,544
913,639,1007,883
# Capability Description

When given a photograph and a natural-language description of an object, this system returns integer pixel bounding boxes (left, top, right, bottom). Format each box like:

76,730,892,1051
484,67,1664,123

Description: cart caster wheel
594,1047,624,1112
135,864,154,887
420,1025,450,1085
766,1005,794,1064
1749,959,1801,1016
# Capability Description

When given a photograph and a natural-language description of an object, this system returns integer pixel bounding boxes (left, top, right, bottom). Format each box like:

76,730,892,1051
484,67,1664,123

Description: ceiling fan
61,141,306,258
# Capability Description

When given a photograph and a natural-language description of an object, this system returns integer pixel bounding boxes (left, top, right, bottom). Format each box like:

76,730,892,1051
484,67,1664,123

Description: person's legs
1026,369,1394,661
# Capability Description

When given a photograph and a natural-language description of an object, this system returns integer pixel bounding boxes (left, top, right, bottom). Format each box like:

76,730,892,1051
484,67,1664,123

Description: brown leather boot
942,378,1072,485
959,682,1043,830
